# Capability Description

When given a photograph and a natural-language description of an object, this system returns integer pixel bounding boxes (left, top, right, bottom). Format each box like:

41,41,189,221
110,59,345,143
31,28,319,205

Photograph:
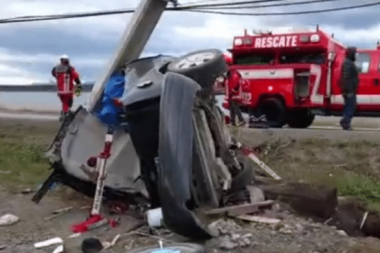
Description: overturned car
33,49,255,240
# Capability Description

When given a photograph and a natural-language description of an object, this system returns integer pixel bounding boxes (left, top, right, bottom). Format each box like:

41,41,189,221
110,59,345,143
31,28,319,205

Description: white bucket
147,208,164,228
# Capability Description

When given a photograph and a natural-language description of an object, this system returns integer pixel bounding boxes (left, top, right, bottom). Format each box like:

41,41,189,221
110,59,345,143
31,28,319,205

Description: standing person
226,69,245,126
52,55,82,120
340,47,359,130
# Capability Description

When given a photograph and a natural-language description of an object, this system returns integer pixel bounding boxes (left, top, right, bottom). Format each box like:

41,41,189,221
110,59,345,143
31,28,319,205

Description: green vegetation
0,120,58,190
0,141,49,188
236,135,380,211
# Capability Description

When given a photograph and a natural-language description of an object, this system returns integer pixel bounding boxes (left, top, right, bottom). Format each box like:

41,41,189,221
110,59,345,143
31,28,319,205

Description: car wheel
126,243,206,253
259,98,287,128
167,49,227,89
287,109,315,128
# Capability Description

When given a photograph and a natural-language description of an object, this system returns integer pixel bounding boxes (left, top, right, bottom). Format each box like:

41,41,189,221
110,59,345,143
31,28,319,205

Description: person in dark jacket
340,47,359,130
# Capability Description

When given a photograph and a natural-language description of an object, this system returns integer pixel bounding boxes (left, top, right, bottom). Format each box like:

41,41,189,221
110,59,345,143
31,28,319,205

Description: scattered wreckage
32,49,261,239
28,0,380,246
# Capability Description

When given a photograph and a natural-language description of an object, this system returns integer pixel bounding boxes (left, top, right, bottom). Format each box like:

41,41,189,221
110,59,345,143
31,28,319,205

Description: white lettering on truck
254,35,297,48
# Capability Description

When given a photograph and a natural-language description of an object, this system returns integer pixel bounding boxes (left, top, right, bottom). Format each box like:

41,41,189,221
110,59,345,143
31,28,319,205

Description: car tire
126,243,206,253
167,49,227,89
259,98,287,128
287,109,315,128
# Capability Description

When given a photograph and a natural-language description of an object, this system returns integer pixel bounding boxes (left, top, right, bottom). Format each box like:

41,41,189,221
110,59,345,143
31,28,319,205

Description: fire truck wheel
259,98,287,128
167,49,227,88
287,109,315,128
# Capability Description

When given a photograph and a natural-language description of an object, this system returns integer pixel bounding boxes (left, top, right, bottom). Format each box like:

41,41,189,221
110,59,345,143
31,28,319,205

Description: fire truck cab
223,26,380,128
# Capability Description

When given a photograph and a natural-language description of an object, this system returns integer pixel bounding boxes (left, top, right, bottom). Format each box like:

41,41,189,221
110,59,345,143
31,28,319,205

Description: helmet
60,54,69,60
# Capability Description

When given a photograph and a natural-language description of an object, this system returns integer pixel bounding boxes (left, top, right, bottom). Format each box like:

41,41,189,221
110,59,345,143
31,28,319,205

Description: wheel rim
174,52,215,69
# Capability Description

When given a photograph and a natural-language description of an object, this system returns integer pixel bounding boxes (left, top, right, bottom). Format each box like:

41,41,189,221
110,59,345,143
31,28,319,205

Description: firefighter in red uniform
226,69,245,126
52,55,82,120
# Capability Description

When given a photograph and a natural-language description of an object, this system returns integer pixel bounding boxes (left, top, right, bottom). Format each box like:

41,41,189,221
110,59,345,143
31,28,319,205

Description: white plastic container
147,207,164,227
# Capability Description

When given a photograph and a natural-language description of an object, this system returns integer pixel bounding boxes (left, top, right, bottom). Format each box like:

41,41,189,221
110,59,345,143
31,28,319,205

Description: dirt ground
1,118,380,252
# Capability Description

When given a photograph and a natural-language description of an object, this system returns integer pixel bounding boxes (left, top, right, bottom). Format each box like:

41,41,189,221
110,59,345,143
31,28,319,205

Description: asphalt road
1,111,380,142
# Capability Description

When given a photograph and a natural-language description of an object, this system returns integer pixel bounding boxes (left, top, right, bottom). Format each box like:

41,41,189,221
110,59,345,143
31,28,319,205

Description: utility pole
88,0,175,111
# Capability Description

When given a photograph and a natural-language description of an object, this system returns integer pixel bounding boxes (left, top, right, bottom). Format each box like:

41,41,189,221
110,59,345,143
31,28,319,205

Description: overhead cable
188,1,380,15
0,0,378,24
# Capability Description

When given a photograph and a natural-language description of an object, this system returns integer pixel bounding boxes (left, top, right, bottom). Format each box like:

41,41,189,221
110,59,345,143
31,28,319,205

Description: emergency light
243,38,252,45
310,34,320,42
234,38,243,46
300,35,309,43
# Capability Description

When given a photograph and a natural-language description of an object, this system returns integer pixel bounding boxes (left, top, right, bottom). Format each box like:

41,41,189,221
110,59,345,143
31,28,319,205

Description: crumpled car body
34,50,254,240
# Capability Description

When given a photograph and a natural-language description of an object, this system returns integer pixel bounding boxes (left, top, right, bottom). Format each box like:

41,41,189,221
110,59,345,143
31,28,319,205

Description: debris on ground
208,219,251,250
102,234,120,250
0,214,19,226
206,200,274,217
237,215,281,224
34,237,63,248
21,188,34,194
68,233,82,238
52,245,64,253
246,185,265,203
147,208,163,228
45,206,73,221
240,145,281,180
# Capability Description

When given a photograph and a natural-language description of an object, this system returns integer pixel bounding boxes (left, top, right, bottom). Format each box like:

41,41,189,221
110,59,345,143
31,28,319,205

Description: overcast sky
1,0,380,84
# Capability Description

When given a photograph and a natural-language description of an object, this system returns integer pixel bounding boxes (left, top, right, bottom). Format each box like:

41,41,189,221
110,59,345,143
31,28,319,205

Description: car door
355,50,380,111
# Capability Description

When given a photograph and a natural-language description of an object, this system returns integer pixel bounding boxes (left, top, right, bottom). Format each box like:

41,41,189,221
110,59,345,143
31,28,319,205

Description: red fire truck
222,26,380,128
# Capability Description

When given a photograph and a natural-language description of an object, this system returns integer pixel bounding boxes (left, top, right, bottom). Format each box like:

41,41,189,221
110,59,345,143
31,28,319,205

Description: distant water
0,91,91,112
0,91,229,114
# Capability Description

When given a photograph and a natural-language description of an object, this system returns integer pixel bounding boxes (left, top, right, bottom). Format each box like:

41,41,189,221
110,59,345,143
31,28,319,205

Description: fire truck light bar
300,35,309,43
243,38,252,45
234,38,243,46
310,34,320,42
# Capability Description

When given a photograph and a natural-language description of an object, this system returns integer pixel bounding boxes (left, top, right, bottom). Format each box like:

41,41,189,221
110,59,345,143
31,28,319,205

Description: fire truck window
355,53,370,73
280,53,325,64
234,55,275,65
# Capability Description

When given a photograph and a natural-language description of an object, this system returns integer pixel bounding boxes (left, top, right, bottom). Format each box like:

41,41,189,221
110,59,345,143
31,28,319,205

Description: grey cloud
2,0,380,83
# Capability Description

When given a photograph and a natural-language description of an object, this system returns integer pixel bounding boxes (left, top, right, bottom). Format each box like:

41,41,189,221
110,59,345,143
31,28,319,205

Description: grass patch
0,140,50,189
333,174,380,211
0,120,57,190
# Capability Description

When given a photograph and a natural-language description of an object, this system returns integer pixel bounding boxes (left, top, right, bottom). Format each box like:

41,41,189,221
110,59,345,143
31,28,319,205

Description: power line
181,0,225,5
196,0,341,10
179,0,284,9
0,9,135,24
1,1,277,24
188,1,380,15
0,0,378,24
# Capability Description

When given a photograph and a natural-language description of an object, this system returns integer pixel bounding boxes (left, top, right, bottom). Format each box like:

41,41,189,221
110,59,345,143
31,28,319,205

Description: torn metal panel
60,108,146,195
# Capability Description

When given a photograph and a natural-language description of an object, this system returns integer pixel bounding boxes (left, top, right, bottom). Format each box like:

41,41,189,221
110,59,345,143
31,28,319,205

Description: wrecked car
33,49,255,240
